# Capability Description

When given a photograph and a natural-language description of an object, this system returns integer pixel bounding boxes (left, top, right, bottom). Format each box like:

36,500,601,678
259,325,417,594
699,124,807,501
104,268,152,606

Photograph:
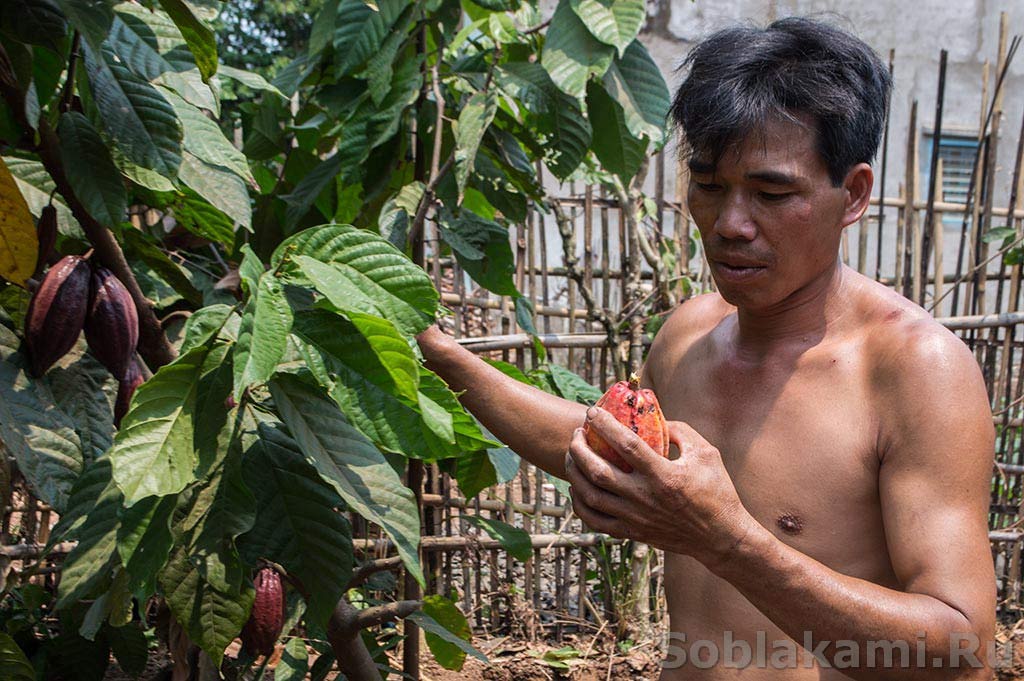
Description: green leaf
177,154,251,232
453,451,496,500
116,494,176,592
56,458,121,608
983,226,1016,244
514,295,538,335
0,326,82,512
454,91,497,198
461,515,532,561
586,79,645,181
601,41,671,145
0,632,34,680
541,0,614,99
181,304,239,354
378,181,424,246
437,208,517,296
47,348,115,463
417,367,497,452
160,87,254,184
409,595,486,669
277,637,309,681
548,364,603,404
269,373,424,586
83,42,183,181
237,244,263,297
308,0,337,55
332,0,411,77
233,273,292,400
568,0,644,56
217,64,285,99
58,112,126,228
160,541,254,665
0,0,67,52
238,423,354,629
2,156,80,238
109,343,212,505
157,0,217,81
108,5,217,114
274,224,437,336
281,153,343,229
170,188,236,247
105,623,149,677
121,229,203,307
56,0,113,50
467,0,520,9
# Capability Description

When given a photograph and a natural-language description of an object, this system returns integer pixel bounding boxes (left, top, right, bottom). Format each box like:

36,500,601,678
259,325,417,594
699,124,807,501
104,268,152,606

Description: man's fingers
585,406,659,473
569,426,627,492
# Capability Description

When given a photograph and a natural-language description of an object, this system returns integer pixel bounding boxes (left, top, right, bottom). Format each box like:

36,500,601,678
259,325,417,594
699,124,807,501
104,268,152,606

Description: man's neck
731,260,852,362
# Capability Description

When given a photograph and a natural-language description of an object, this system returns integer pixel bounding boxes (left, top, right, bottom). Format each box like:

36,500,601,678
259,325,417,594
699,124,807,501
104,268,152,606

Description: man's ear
841,162,873,227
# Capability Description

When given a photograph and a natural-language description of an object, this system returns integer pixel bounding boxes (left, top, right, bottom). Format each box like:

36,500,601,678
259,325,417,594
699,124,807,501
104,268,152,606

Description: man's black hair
671,17,893,186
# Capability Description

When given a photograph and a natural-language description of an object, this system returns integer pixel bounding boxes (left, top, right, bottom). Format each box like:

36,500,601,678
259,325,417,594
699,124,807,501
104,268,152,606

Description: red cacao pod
84,266,139,380
240,567,285,657
583,373,669,473
24,255,91,377
114,360,144,428
34,205,57,278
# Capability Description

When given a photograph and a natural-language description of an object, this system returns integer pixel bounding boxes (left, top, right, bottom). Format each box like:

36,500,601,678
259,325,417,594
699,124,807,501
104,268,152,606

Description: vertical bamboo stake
920,50,948,306
904,100,919,300
857,215,868,275
567,183,578,372
932,158,945,312
600,186,611,389
675,154,691,284
876,49,895,281
959,60,991,316
895,182,906,291
993,108,1024,407
584,186,594,382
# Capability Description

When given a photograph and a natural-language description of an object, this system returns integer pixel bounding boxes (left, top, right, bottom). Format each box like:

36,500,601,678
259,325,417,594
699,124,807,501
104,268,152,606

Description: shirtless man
417,17,996,680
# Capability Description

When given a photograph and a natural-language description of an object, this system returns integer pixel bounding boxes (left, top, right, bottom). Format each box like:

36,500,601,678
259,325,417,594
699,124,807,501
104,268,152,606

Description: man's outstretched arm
417,325,588,479
566,323,996,680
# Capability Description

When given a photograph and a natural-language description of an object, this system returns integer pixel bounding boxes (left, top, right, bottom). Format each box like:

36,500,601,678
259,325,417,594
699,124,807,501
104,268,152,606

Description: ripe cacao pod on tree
240,567,286,657
583,373,669,473
84,266,139,381
24,255,91,377
114,360,144,428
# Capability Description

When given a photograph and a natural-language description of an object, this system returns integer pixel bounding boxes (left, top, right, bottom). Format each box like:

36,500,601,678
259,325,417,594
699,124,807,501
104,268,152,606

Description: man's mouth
712,261,768,280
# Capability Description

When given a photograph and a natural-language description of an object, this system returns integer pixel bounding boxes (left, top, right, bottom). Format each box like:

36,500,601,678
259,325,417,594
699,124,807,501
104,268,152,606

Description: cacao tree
0,0,672,676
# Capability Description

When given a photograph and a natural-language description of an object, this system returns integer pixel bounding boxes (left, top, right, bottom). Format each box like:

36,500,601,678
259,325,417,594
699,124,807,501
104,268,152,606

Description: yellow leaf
0,159,39,287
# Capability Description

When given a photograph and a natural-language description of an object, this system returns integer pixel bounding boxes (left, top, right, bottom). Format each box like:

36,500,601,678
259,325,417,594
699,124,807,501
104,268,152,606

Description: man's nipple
776,513,803,535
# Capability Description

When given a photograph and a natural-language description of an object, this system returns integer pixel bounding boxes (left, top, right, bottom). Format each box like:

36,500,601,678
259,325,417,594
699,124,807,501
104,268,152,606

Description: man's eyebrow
688,159,715,174
746,170,798,185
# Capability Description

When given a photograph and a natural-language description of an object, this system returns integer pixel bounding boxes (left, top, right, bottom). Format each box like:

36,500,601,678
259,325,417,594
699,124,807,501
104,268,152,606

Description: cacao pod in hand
240,567,285,657
114,360,144,428
583,373,669,473
25,255,91,377
84,266,139,381
34,205,57,278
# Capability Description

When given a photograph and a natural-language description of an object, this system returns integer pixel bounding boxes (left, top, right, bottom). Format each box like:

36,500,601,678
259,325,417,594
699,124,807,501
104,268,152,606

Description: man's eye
759,191,791,202
695,182,721,192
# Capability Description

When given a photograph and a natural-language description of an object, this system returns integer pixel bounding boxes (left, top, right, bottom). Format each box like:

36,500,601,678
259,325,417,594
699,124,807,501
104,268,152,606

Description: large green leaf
0,326,82,512
56,458,122,607
541,0,614,99
0,0,67,51
568,0,644,56
408,595,486,669
160,87,253,184
497,62,591,179
160,541,254,665
454,91,497,198
601,41,670,146
108,4,217,114
58,112,126,228
121,228,203,307
217,65,285,99
417,367,497,452
2,156,79,238
460,515,532,561
169,188,236,247
116,494,176,592
238,423,354,628
47,348,115,463
276,637,309,681
233,272,292,400
332,0,410,77
180,303,239,354
437,208,517,296
83,42,183,181
293,310,450,458
281,153,343,229
548,364,603,405
269,373,424,586
178,154,251,230
157,0,216,81
108,343,211,505
453,451,496,501
586,79,645,181
0,632,35,680
273,224,437,336
56,0,113,50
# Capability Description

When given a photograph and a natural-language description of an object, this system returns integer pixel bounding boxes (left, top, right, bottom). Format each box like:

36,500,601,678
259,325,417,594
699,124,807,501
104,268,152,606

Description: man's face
687,116,858,311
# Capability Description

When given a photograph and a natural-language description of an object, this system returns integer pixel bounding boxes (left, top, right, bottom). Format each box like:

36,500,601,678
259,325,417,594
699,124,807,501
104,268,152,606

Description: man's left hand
565,406,756,568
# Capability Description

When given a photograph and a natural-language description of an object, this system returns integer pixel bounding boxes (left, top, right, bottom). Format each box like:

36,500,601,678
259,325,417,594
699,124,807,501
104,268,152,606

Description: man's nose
713,194,757,241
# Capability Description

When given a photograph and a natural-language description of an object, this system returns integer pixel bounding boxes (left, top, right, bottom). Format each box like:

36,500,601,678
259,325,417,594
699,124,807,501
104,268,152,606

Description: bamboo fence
3,21,1024,665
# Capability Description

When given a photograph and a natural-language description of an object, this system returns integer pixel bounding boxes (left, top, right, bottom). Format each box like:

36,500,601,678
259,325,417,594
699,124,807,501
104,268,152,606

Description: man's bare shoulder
644,293,731,381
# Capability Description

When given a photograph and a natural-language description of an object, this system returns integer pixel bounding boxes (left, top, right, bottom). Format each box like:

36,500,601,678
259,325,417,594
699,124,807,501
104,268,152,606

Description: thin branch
352,600,422,630
59,32,81,114
345,556,405,591
549,198,616,340
0,42,176,369
522,18,552,35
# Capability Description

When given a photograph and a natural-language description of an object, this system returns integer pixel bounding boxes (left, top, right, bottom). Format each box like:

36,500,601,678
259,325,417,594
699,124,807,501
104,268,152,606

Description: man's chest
656,346,890,572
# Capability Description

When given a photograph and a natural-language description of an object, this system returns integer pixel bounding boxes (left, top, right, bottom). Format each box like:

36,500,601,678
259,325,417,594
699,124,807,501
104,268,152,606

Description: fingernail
586,406,597,421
